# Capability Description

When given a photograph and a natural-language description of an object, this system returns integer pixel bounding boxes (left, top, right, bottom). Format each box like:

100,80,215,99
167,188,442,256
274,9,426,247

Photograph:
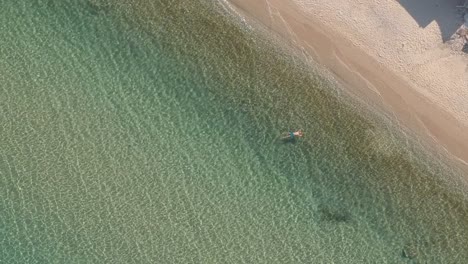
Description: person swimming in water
282,129,303,141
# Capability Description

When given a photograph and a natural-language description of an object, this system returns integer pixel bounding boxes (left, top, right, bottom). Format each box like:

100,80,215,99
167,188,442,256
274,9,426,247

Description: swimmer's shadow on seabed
280,137,298,144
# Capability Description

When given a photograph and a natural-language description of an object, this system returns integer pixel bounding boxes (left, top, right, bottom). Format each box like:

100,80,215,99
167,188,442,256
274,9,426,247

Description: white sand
294,0,468,121
225,0,468,168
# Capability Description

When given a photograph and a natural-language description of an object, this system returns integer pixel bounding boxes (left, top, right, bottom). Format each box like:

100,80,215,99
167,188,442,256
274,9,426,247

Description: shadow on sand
397,0,465,41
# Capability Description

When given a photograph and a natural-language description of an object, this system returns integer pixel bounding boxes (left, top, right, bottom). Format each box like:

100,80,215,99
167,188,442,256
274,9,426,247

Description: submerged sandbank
224,0,468,172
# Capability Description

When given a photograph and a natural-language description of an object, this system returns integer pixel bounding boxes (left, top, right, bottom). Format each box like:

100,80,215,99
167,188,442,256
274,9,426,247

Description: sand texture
225,0,468,168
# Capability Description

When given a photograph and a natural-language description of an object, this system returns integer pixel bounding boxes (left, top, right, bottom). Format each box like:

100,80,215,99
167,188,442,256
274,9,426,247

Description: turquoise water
1,0,467,263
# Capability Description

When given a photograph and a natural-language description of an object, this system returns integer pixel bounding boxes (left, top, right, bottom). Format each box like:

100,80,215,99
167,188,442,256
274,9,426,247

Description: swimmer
282,129,303,140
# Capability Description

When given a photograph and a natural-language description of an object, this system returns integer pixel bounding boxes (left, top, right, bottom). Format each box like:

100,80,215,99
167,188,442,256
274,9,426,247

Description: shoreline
224,0,468,173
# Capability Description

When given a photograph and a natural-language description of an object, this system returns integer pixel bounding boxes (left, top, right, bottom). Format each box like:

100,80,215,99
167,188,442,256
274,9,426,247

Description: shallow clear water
0,0,467,263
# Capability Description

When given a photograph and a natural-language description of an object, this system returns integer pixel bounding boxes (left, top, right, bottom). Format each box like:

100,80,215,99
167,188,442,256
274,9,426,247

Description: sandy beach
224,0,468,169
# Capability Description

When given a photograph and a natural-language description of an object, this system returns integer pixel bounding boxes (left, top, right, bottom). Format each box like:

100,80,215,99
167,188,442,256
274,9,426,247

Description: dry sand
224,0,468,169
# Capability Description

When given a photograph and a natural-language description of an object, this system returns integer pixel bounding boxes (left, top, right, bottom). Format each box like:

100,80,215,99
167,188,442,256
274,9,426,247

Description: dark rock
402,243,418,259
456,27,467,37
318,204,351,223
